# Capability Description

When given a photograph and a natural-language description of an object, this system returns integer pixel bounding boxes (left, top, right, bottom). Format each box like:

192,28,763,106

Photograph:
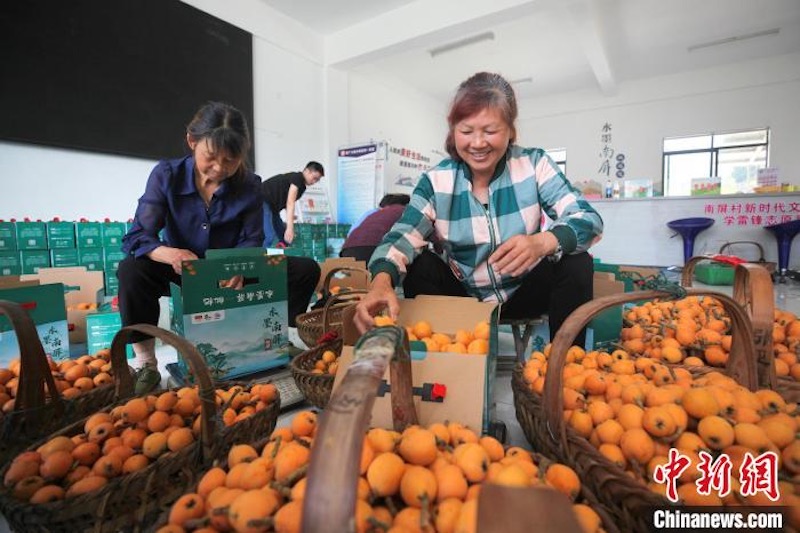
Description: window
546,148,567,174
662,129,769,196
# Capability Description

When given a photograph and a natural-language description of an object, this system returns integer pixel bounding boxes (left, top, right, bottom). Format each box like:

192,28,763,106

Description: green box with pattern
47,220,77,249
0,222,17,251
0,252,21,276
20,250,51,274
15,221,47,250
75,221,103,248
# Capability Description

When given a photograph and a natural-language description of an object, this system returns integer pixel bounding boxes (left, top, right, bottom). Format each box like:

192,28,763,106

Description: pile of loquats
0,349,117,419
1,383,278,505
616,296,800,380
371,318,491,356
155,410,608,533
521,341,800,522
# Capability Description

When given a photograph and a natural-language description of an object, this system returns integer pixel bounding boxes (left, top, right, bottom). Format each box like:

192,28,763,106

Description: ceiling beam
324,0,537,68
558,0,617,95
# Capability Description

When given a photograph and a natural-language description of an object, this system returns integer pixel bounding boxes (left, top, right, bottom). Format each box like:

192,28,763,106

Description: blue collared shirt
122,156,264,258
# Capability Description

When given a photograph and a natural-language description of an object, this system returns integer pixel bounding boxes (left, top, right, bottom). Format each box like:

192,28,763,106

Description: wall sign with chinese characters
703,200,800,226
598,122,626,198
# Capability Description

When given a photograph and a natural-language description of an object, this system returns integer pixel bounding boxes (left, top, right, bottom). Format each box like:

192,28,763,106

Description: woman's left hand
489,233,556,277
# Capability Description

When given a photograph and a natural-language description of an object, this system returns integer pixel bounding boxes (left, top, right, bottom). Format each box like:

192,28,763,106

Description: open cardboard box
333,295,498,432
22,267,105,344
316,257,369,293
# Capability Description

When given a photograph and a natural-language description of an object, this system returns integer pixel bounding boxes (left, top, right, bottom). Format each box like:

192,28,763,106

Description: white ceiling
260,0,800,104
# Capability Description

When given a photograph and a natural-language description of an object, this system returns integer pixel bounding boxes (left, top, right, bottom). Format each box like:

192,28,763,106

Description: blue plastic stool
667,217,715,264
764,219,800,282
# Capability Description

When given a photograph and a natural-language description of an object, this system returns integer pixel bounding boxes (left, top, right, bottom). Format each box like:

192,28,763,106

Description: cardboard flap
0,276,39,289
28,266,105,305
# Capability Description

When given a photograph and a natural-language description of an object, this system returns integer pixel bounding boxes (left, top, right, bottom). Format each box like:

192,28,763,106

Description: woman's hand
353,273,400,334
283,226,295,245
148,246,199,275
489,232,558,277
219,275,244,290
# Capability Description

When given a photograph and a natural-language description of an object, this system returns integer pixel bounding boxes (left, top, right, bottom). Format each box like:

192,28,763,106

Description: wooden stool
499,316,547,363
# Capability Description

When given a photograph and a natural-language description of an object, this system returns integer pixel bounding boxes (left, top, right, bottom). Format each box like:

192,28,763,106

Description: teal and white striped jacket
369,145,604,304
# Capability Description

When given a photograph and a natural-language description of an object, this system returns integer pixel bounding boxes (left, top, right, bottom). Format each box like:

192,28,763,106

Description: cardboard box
333,295,498,432
101,222,127,248
15,221,47,250
75,221,103,248
104,272,119,297
316,257,369,292
0,280,69,366
86,308,133,358
47,220,77,249
588,272,625,347
0,221,17,251
20,250,51,274
51,248,81,268
170,251,290,380
77,248,104,271
103,248,127,272
0,251,21,276
24,267,105,344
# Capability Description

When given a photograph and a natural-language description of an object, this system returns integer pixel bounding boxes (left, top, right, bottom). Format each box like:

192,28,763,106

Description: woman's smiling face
453,106,512,181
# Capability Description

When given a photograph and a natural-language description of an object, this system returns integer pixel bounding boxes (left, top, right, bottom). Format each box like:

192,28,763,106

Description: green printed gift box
170,251,290,380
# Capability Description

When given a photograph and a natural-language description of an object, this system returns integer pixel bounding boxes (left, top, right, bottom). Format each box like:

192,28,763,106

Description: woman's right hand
148,246,199,275
353,273,400,334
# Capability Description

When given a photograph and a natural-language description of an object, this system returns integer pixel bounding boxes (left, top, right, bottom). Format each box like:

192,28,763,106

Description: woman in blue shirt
119,102,320,393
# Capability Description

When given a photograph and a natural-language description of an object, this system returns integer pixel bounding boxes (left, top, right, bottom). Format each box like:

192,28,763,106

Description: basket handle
110,324,217,463
0,300,64,415
719,241,766,261
732,263,776,390
303,325,417,533
542,289,759,450
320,266,371,298
321,289,368,333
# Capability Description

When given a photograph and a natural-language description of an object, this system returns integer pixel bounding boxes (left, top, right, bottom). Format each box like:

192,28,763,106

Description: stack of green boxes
0,218,131,298
284,223,351,262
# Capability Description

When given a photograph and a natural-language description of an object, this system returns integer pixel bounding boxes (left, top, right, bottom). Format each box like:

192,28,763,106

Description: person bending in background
261,161,324,247
354,72,604,347
340,194,411,263
118,102,320,394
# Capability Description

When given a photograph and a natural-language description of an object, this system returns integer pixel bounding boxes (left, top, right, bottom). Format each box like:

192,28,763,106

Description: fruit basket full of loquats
294,266,368,347
0,300,134,468
153,325,621,533
622,261,798,404
513,287,800,532
0,324,281,533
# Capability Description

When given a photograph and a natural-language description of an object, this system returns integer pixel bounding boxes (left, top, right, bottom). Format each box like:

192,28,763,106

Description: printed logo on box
191,310,225,324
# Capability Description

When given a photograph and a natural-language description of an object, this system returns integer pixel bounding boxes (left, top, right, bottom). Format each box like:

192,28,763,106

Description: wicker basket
683,260,800,402
0,300,132,468
290,338,342,409
512,288,760,532
295,266,367,347
0,324,280,533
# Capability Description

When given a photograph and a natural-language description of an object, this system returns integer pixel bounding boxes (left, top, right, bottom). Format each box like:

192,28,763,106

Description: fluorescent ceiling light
509,77,533,85
428,32,495,58
687,28,780,52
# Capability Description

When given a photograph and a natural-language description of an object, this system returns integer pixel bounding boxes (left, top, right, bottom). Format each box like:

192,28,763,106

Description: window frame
662,128,770,196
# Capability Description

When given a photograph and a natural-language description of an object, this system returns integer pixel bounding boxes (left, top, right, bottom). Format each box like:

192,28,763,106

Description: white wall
0,0,326,222
516,53,800,190
346,73,447,162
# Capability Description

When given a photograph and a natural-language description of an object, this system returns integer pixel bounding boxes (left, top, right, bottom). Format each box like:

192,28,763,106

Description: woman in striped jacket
354,72,604,346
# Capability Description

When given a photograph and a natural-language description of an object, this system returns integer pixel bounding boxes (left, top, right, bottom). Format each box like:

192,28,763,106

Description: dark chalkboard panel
0,0,254,164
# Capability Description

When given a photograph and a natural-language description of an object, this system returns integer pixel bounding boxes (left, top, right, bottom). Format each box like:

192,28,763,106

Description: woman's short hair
444,72,518,161
186,101,251,183
379,194,411,208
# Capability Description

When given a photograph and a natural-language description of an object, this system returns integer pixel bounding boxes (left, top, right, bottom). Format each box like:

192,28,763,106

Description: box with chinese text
0,221,18,251
15,221,47,250
170,251,289,380
0,280,69,366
